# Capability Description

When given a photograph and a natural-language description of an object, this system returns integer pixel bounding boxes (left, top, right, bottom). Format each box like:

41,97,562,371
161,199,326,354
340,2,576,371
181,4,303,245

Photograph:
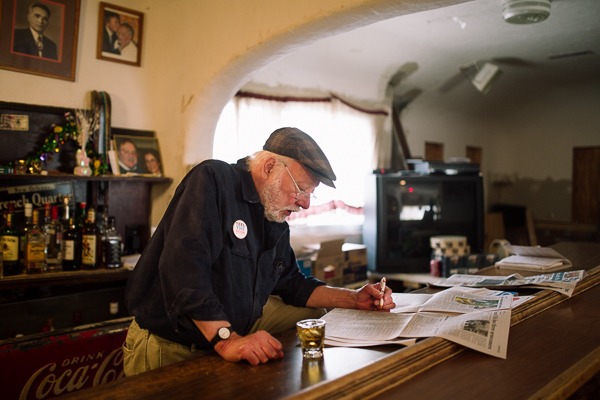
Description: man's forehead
32,7,48,16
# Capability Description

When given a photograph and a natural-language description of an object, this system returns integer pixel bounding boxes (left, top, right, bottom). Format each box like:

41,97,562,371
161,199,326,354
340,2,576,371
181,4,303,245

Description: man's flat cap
263,127,337,188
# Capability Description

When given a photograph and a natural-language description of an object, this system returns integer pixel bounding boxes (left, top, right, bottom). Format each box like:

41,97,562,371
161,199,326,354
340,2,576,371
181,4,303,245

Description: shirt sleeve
272,241,326,307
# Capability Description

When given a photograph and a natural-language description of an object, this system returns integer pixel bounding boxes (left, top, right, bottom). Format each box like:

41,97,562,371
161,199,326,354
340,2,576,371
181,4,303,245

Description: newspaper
391,289,533,314
430,270,587,297
322,307,511,358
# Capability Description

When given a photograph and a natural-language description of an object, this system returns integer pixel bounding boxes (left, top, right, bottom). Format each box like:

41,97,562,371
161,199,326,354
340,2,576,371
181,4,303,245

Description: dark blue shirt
125,158,325,347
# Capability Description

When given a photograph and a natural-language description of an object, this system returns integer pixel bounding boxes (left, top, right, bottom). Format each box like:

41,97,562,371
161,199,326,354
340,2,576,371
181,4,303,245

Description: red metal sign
0,319,130,400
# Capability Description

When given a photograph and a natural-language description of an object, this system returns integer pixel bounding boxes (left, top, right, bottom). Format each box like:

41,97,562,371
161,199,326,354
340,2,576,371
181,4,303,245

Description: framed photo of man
0,0,80,81
96,2,143,67
112,135,163,177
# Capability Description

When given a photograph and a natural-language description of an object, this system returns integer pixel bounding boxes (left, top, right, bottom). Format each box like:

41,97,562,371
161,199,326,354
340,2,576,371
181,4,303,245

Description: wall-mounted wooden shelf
0,268,132,291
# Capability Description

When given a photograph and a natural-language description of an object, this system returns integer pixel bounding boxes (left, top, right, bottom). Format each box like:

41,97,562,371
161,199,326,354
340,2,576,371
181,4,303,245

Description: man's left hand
355,282,395,311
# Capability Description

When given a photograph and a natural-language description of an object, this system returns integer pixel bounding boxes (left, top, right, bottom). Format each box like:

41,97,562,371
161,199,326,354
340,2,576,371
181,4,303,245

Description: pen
379,277,386,308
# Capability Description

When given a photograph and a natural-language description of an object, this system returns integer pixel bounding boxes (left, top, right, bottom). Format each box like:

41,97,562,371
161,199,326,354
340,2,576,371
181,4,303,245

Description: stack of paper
495,245,571,272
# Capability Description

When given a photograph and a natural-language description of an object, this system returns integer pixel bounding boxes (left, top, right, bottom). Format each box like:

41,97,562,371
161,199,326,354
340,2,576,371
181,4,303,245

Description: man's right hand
213,330,284,365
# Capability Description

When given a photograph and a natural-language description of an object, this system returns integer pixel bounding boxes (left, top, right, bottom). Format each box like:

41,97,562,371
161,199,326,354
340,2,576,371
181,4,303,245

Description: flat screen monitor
363,173,484,273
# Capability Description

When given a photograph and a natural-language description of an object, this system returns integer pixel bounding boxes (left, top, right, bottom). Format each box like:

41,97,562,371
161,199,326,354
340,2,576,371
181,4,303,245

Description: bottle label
0,236,19,261
63,240,75,260
26,243,45,262
82,235,97,264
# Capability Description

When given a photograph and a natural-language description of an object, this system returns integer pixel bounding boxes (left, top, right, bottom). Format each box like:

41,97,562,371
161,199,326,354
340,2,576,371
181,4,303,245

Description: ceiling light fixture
460,61,503,94
502,0,551,24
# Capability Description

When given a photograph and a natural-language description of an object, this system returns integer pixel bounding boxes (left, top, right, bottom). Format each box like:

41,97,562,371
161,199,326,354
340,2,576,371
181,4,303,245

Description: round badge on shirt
233,220,248,239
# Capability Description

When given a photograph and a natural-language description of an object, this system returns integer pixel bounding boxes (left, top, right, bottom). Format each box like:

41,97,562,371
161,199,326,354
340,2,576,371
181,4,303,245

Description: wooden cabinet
0,168,171,339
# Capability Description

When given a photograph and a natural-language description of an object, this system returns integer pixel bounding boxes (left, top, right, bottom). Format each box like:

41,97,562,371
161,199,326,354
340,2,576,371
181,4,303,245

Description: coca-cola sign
0,321,129,400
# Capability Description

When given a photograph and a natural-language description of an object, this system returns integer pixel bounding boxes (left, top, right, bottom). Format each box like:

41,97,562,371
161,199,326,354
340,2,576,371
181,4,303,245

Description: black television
363,173,484,273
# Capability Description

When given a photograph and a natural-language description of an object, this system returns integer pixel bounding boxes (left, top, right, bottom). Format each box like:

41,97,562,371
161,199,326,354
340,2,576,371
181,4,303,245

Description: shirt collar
29,27,41,41
235,158,261,204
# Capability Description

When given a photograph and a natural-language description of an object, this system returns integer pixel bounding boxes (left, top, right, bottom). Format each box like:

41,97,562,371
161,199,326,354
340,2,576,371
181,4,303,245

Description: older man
123,127,394,374
117,139,144,174
13,1,58,60
114,22,138,62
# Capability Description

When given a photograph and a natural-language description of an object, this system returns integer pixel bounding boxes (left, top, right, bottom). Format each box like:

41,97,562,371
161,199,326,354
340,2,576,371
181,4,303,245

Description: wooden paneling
572,146,600,224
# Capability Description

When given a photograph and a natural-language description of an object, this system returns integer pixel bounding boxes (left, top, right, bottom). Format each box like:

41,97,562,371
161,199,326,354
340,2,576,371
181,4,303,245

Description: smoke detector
502,0,551,24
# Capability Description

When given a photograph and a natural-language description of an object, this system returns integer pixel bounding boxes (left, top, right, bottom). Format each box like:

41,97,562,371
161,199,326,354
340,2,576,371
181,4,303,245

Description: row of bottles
0,201,122,277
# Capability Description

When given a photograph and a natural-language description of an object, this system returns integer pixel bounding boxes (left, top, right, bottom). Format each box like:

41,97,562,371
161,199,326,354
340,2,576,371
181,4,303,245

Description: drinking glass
296,319,326,358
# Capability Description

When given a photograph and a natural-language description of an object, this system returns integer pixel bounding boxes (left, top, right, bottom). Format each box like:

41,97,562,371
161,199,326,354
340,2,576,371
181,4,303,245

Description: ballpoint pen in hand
379,277,386,308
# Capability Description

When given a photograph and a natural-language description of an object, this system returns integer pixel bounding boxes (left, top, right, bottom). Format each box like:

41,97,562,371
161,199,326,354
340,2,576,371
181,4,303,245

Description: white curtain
213,94,388,223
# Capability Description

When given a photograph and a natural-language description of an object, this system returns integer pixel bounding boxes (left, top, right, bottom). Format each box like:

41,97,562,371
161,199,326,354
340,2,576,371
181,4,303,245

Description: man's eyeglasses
282,162,317,201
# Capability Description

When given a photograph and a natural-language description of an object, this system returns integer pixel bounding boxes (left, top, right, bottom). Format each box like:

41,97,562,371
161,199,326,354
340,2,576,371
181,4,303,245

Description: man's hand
214,330,284,365
355,282,395,311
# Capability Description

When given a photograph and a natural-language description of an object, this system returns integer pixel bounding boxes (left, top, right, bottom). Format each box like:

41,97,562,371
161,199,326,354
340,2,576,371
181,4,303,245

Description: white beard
259,170,300,223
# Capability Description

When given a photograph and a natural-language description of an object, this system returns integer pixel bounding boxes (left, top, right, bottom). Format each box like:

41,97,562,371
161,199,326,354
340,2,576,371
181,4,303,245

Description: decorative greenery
21,111,111,176
27,117,79,166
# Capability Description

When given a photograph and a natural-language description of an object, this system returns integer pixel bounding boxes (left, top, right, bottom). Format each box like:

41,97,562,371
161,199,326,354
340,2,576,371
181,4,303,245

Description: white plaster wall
0,0,464,226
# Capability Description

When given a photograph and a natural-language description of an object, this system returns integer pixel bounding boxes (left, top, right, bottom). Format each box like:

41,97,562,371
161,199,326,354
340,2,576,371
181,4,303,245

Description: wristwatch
210,326,234,346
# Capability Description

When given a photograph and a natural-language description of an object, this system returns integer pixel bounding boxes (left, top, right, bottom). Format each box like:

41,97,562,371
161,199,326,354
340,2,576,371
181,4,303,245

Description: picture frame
112,135,162,177
96,2,143,67
0,0,81,81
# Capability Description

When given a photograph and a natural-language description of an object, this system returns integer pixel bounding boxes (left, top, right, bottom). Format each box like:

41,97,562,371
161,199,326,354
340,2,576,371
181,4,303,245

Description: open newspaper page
418,289,513,313
431,270,587,296
436,310,510,358
390,293,433,313
398,310,511,359
321,308,414,342
391,289,531,314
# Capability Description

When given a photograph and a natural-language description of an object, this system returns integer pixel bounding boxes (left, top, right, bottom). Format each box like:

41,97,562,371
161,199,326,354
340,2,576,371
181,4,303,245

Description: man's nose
296,197,310,210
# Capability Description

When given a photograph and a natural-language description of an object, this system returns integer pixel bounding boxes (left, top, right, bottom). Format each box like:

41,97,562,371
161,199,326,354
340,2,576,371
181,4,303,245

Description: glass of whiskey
296,319,326,358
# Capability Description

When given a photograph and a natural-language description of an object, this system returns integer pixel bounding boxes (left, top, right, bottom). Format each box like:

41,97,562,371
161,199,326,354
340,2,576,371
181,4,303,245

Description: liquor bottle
62,216,81,271
81,207,101,270
44,204,63,272
25,209,46,274
0,204,21,276
19,203,33,270
101,216,122,269
60,197,71,233
75,202,87,229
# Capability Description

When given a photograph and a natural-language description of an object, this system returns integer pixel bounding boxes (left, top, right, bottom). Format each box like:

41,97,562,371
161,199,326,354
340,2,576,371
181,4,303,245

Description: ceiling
243,0,600,110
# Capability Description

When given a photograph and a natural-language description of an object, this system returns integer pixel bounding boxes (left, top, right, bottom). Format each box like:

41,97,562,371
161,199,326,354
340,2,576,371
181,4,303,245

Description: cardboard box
305,239,345,287
295,250,317,279
342,243,368,285
302,240,368,287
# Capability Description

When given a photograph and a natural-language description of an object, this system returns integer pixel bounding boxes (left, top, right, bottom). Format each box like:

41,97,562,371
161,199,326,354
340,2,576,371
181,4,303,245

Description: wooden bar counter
60,242,600,400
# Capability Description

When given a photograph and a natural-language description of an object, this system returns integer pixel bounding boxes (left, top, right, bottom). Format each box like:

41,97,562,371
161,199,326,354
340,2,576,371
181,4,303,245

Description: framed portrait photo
112,135,163,177
96,2,143,67
0,0,81,81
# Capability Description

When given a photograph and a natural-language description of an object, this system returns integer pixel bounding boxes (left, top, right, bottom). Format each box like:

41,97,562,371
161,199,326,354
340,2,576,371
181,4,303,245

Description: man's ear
262,157,277,179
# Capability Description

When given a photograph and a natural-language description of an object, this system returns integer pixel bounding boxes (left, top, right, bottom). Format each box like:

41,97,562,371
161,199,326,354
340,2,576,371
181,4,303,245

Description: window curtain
213,92,389,222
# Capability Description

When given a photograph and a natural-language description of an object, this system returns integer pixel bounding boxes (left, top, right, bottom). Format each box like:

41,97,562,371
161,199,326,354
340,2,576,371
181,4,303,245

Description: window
213,93,388,227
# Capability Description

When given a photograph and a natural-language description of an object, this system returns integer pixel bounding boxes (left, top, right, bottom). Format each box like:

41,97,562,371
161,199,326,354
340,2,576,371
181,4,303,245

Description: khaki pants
122,296,326,376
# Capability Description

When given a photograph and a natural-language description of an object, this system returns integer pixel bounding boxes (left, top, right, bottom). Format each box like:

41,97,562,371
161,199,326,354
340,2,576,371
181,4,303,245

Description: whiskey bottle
0,204,21,276
44,204,63,272
101,216,122,269
19,203,33,270
81,207,101,270
25,209,46,274
62,216,81,271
